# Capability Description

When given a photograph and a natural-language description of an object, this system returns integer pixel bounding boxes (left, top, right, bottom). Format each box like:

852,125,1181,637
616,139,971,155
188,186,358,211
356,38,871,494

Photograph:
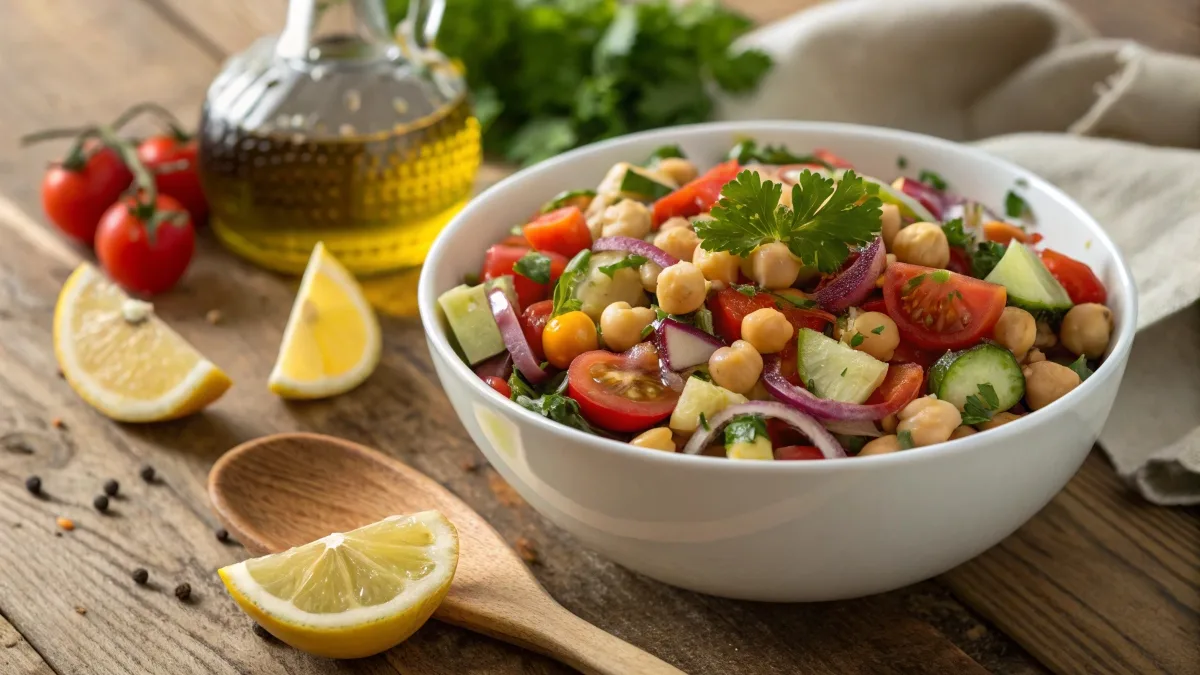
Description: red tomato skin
498,234,530,248
860,297,887,314
520,300,554,363
522,206,591,258
652,160,740,225
484,376,512,398
882,263,1007,350
1040,249,1107,305
708,289,834,344
813,149,854,169
567,351,678,433
889,341,944,370
864,363,925,410
41,146,132,244
481,246,567,310
137,136,208,225
776,445,825,461
94,194,195,296
946,247,972,276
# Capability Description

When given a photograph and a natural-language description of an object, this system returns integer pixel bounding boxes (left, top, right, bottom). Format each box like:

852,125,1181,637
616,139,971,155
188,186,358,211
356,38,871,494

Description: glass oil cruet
197,0,480,276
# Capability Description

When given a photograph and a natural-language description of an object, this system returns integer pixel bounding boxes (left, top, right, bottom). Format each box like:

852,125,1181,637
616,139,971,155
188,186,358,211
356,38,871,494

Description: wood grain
0,613,54,675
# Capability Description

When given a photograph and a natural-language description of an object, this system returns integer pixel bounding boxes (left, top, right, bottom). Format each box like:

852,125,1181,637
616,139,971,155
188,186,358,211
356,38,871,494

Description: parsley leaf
919,170,948,190
695,169,882,273
733,284,758,297
871,325,886,335
726,140,832,168
897,430,915,449
897,156,908,169
960,383,1000,425
598,254,648,277
840,367,848,377
850,333,865,347
514,251,552,284
639,323,655,340
1005,190,1030,219
462,272,480,286
1068,355,1094,382
941,218,972,249
972,241,1006,279
771,292,817,309
723,414,766,446
698,411,711,432
508,369,592,433
694,307,715,335
690,367,712,382
551,250,591,317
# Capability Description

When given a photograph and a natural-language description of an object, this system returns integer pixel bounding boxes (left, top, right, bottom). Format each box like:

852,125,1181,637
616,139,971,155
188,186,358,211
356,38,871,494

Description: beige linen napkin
716,0,1200,505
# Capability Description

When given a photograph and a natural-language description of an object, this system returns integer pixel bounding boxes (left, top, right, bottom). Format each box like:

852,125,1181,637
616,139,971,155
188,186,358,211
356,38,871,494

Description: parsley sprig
694,169,882,273
514,251,552,284
551,250,592,317
960,383,1001,426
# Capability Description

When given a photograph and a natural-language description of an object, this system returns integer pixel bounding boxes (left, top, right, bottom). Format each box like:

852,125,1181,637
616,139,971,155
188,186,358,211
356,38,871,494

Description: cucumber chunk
984,241,1073,317
573,251,650,322
438,277,515,365
928,342,1024,411
796,328,888,404
669,377,747,433
859,174,938,222
618,166,675,200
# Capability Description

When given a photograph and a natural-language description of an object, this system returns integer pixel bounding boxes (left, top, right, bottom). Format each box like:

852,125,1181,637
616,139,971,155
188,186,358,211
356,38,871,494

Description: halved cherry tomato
776,445,825,461
709,288,835,344
520,300,553,363
882,263,1007,350
481,245,567,310
860,296,887,314
863,362,925,410
767,418,805,447
652,160,740,225
41,144,133,244
946,246,972,276
484,376,512,398
568,350,679,432
889,341,943,370
137,135,207,225
522,206,591,259
814,149,854,169
982,221,1029,246
1040,249,1107,305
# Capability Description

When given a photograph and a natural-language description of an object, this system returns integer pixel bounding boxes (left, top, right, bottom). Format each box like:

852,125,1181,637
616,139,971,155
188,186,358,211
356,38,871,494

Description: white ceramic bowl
417,122,1137,601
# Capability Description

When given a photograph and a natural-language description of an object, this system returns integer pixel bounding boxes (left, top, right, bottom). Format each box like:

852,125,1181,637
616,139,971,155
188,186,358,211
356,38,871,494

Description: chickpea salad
437,141,1113,459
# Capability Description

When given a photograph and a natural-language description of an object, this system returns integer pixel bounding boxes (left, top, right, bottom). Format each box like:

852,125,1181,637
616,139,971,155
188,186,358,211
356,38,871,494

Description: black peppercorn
93,495,109,513
215,528,229,543
131,568,148,585
139,465,155,482
24,476,41,495
174,583,191,601
103,479,119,497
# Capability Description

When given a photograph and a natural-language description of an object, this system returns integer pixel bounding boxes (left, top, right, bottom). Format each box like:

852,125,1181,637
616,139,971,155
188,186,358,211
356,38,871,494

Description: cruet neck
276,0,398,62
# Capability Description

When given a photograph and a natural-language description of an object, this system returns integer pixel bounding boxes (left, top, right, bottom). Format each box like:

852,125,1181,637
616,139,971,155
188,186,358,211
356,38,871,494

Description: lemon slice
219,511,459,659
53,263,231,422
268,242,381,399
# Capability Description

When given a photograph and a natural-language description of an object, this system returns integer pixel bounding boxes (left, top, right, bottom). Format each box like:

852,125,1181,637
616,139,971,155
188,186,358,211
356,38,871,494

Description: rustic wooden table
1,1,1197,674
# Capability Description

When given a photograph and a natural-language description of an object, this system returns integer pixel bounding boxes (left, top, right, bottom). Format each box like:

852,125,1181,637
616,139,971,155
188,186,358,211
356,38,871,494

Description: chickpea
692,245,740,285
600,302,657,352
630,427,676,452
639,261,662,293
950,425,978,439
600,199,652,239
880,203,902,251
892,221,950,269
658,216,691,232
655,158,698,186
1034,320,1057,350
976,412,1022,431
654,226,700,262
859,435,902,456
993,307,1036,360
749,242,802,290
881,414,898,433
1060,303,1113,359
741,308,794,354
848,311,899,361
708,340,764,394
1023,361,1081,410
656,261,707,314
896,395,962,447
1024,348,1046,365
542,311,599,369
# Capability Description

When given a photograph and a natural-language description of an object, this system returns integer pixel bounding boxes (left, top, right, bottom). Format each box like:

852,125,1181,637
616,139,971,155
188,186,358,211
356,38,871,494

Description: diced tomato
889,341,943,370
522,206,591,259
708,288,835,344
767,418,806,447
484,376,512,398
776,445,825,461
860,296,887,314
652,160,740,225
481,245,567,310
947,246,972,276
882,263,1007,350
499,234,530,248
982,221,1030,246
814,149,854,169
863,363,925,410
567,350,680,432
520,300,553,363
1040,249,1107,305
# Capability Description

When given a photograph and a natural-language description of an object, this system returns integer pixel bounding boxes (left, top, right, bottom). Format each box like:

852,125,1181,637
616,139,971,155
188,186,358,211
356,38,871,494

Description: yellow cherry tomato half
542,311,598,369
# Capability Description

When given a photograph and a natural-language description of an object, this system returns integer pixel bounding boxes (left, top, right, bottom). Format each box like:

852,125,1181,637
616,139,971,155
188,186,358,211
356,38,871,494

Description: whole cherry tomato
137,135,207,225
95,193,195,295
41,144,132,244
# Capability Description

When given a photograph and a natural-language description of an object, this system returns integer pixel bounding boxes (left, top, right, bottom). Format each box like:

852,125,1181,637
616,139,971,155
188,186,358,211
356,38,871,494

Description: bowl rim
418,120,1138,473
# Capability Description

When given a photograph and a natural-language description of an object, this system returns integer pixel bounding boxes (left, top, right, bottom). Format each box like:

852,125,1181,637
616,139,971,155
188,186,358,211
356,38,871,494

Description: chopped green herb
771,292,816,309
698,411,710,432
850,333,865,347
941,218,972,249
540,189,597,214
509,369,591,432
726,140,831,168
463,272,480,286
509,224,524,235
723,414,766,446
644,144,685,166
695,169,882,273
1015,177,1030,188
694,307,715,335
598,254,648,277
972,241,1006,279
689,368,712,382
1005,190,1030,219
806,378,817,394
904,273,928,293
514,251,552,284
897,430,915,449
1068,355,1094,382
918,170,948,191
653,305,669,322
551,250,592,316
897,156,908,169
840,367,848,377
961,383,1001,426
932,269,951,283
871,325,885,335
733,284,758,297
639,323,654,340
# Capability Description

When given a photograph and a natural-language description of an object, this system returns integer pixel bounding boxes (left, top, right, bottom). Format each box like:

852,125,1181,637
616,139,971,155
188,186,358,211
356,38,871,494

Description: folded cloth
716,0,1200,505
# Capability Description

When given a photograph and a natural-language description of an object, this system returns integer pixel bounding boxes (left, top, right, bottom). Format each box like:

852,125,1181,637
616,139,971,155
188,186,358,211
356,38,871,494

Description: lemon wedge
268,242,381,399
219,511,459,659
53,263,231,422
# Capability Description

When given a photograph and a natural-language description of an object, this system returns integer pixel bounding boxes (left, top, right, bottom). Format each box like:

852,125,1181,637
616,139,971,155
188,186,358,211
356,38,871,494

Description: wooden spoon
208,432,683,675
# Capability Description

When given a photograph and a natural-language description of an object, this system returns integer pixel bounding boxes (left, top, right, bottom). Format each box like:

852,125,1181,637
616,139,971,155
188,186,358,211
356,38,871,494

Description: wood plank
943,453,1200,675
0,613,55,675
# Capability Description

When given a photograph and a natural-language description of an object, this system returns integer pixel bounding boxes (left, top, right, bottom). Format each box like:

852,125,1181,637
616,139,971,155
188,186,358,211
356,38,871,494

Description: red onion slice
824,419,884,438
473,352,513,381
592,236,679,269
486,286,548,385
682,401,845,459
812,236,885,314
894,177,947,221
761,356,918,421
654,318,725,371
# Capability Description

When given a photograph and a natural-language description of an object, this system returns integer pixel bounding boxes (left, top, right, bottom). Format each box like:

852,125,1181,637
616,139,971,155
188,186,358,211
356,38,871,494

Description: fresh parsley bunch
385,0,772,165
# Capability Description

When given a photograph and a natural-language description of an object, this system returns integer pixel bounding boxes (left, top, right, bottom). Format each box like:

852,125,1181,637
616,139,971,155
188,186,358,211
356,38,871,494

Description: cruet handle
398,0,446,52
